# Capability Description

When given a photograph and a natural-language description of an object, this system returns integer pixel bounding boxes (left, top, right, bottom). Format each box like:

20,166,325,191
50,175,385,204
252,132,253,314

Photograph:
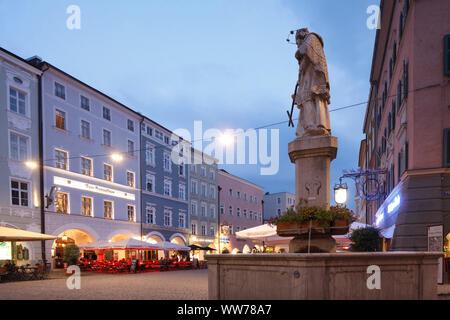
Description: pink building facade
360,0,450,252
218,170,264,253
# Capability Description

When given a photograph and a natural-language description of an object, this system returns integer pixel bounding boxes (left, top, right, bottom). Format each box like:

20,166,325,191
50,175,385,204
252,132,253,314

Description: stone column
288,135,338,209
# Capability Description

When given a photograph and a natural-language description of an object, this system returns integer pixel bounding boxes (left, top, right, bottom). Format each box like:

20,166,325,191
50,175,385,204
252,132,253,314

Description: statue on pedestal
293,28,331,138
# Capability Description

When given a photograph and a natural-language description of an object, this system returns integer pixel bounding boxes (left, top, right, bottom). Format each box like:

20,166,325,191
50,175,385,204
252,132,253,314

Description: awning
78,239,190,251
0,226,57,242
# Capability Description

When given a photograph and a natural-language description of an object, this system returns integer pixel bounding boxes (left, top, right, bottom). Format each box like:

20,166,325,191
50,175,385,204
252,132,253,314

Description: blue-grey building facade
140,118,189,246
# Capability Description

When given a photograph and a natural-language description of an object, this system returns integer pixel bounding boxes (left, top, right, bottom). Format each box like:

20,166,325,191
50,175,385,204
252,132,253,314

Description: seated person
4,260,15,273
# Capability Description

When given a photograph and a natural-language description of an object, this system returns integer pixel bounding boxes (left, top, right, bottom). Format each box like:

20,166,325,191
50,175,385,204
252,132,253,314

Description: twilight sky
0,0,378,209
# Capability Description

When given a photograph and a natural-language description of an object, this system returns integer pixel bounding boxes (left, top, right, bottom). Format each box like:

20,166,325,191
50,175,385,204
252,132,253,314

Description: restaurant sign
54,176,135,200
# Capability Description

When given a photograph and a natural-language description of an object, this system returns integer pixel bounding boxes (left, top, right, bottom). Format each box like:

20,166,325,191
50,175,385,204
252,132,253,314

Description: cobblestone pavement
0,269,208,300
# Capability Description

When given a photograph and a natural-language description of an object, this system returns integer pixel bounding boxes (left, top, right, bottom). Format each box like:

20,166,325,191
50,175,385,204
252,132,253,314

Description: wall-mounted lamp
334,179,348,206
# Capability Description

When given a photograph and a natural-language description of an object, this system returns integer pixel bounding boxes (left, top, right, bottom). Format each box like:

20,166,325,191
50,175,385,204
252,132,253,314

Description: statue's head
295,28,309,42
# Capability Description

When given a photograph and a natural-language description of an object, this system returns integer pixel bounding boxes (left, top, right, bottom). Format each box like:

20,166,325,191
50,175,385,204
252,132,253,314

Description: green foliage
270,204,357,229
349,227,381,252
63,244,80,265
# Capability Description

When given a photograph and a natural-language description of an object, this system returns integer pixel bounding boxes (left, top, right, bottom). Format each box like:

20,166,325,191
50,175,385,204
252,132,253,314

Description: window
81,157,92,176
237,208,241,217
9,87,26,115
210,170,215,180
146,126,153,136
146,173,155,192
250,195,253,202
250,211,253,220
103,129,111,146
11,180,28,207
191,223,197,235
81,197,92,217
145,144,154,165
191,180,197,194
127,171,135,187
164,136,170,144
55,149,68,170
237,191,241,199
244,193,247,201
155,130,163,140
163,153,171,171
209,226,215,237
127,140,134,156
210,186,215,199
210,206,215,218
55,109,66,130
55,192,68,213
201,224,206,236
179,184,186,200
444,128,450,167
403,60,409,100
9,132,28,161
220,205,224,215
104,200,113,219
277,197,281,204
201,166,206,177
55,82,65,99
179,163,185,176
127,205,135,222
201,183,207,196
229,225,233,235
104,164,112,181
80,95,90,111
191,164,197,173
164,209,172,226
229,206,233,216
179,213,186,228
164,179,172,197
81,120,90,139
103,107,111,121
243,209,247,219
445,35,450,75
146,206,155,224
278,209,281,216
191,201,198,215
201,203,206,217
127,119,134,132
229,189,233,197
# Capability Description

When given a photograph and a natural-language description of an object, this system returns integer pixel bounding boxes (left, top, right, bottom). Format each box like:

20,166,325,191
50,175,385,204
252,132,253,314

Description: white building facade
263,192,296,221
28,59,143,266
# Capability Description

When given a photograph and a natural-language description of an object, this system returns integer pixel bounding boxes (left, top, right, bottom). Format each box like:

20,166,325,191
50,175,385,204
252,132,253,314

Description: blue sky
0,0,378,209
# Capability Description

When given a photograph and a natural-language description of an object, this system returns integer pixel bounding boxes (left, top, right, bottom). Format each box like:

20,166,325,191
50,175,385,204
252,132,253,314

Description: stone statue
293,28,331,138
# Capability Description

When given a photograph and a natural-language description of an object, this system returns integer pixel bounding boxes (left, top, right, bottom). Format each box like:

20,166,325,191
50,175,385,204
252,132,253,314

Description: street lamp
24,161,38,169
111,153,123,162
334,179,348,206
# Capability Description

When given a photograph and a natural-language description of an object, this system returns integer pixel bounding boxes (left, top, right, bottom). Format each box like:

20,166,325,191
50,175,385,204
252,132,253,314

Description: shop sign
54,176,135,200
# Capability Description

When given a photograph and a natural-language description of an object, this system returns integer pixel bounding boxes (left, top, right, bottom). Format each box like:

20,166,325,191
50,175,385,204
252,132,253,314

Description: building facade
188,149,218,257
27,58,144,265
140,118,189,248
359,0,450,251
263,192,296,221
0,48,42,264
218,169,264,253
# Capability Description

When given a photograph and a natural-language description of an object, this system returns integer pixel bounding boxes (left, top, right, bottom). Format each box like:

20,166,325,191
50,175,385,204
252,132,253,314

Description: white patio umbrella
235,224,292,242
158,241,191,251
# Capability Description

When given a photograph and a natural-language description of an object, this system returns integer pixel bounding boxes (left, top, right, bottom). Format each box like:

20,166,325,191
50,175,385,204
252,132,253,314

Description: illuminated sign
220,235,230,243
387,195,400,213
375,213,384,226
54,176,135,200
0,242,12,260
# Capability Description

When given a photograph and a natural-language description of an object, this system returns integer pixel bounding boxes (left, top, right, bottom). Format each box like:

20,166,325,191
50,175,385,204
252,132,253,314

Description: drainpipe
39,63,49,262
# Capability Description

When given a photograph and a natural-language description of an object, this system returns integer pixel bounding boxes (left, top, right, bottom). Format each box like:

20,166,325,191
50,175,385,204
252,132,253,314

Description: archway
145,231,165,243
52,228,96,268
110,234,131,242
169,233,187,245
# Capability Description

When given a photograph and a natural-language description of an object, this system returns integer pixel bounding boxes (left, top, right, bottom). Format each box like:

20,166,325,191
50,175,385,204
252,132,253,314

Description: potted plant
273,205,333,236
63,244,80,275
330,206,357,235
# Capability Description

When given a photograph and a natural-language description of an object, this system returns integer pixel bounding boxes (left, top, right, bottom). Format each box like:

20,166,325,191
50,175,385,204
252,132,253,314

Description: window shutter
399,13,404,42
403,60,408,99
397,80,402,108
445,35,450,76
388,113,392,136
444,129,450,167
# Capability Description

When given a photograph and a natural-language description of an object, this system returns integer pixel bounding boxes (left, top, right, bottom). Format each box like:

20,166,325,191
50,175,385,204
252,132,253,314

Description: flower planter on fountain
276,221,329,236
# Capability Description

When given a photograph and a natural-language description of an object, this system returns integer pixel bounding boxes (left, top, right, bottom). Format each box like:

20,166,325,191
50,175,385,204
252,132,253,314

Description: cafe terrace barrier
206,252,443,300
